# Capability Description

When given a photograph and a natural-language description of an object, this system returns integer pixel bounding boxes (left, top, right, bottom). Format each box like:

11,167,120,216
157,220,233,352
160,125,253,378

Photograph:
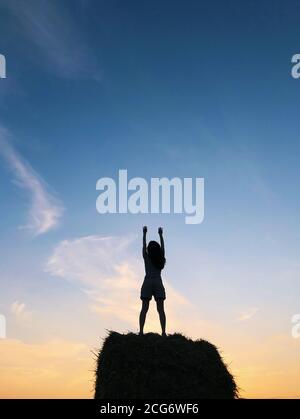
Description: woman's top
143,252,162,281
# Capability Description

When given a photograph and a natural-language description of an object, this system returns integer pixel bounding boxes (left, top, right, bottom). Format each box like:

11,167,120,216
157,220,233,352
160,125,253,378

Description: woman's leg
139,299,150,335
156,299,166,336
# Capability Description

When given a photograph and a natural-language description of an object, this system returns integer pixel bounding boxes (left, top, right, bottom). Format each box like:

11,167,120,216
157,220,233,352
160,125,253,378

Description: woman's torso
144,254,162,281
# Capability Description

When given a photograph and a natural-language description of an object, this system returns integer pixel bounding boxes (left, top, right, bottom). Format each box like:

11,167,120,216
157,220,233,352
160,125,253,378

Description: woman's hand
158,227,163,236
143,226,148,234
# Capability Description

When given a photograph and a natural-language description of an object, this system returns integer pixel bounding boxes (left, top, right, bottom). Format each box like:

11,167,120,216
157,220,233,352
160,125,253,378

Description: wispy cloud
237,307,260,322
1,0,101,80
11,301,33,323
0,126,64,235
45,235,208,335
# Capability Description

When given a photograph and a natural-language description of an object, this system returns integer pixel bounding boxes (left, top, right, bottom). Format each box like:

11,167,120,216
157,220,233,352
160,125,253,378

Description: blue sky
0,0,300,398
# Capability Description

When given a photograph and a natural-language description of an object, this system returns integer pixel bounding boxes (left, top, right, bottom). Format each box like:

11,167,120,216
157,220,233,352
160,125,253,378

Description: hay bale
94,331,238,399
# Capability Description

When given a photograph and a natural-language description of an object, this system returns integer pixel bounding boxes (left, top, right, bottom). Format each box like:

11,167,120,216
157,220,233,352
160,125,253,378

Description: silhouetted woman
139,226,166,336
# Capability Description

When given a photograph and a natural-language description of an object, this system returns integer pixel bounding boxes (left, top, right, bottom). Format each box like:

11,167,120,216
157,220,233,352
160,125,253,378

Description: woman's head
147,240,166,270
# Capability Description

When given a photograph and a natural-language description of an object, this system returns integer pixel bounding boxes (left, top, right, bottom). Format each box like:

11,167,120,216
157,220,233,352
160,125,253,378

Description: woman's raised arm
158,227,165,257
142,226,147,257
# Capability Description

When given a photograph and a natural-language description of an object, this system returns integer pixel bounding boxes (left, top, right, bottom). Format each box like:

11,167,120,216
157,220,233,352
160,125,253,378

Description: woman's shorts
140,278,166,301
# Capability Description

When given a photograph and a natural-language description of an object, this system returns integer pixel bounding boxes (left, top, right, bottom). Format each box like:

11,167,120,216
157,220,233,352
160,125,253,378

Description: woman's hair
147,241,166,270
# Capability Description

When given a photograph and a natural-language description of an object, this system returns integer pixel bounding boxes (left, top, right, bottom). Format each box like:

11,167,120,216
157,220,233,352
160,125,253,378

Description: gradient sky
0,0,300,398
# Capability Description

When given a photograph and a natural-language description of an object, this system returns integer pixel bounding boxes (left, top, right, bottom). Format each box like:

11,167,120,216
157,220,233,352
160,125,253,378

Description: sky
0,0,300,398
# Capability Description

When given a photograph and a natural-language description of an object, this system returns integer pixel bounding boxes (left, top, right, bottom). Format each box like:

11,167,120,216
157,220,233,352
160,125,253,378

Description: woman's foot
162,332,167,337
139,331,144,336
